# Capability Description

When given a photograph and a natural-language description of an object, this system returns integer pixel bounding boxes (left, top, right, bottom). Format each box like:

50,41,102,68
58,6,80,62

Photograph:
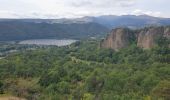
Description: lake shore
18,39,77,46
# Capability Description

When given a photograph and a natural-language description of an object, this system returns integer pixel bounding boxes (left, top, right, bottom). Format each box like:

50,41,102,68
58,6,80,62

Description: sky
0,0,169,18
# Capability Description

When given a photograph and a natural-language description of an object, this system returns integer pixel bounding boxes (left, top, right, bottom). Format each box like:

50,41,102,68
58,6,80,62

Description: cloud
0,10,19,18
131,9,161,17
117,0,135,7
70,1,92,7
69,0,136,8
0,0,169,18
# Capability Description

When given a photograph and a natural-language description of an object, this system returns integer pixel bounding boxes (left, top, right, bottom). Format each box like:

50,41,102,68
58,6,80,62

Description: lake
18,39,77,46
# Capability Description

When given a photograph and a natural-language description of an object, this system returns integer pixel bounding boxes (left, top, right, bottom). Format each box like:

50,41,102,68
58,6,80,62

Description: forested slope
0,39,169,100
0,21,108,41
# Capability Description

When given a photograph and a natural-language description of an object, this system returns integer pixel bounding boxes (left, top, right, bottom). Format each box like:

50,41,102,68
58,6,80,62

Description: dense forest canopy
0,37,169,100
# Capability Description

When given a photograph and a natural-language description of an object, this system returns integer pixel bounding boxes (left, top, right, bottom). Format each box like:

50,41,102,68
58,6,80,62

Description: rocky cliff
100,28,134,51
101,26,170,50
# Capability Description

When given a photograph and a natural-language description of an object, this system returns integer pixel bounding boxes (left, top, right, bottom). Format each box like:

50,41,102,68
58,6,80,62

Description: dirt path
71,56,107,65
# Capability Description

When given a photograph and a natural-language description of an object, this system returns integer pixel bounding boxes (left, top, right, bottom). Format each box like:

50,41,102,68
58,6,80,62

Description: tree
151,80,170,100
0,81,3,94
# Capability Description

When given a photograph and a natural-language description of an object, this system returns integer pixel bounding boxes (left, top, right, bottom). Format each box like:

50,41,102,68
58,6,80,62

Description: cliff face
101,26,170,50
164,27,170,38
100,28,134,51
137,27,164,49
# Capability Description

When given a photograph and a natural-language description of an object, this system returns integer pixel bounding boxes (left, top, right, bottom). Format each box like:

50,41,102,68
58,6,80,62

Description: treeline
0,39,169,100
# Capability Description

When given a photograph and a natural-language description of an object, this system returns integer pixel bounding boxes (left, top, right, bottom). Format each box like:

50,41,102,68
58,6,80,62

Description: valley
0,0,170,100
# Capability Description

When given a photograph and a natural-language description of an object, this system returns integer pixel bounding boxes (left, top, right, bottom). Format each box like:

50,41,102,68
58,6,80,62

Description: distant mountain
0,21,108,41
0,18,93,24
1,15,170,27
1,15,170,41
82,15,170,29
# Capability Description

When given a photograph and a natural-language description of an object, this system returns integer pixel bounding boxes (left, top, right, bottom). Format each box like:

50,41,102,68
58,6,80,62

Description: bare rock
101,26,170,50
100,28,133,51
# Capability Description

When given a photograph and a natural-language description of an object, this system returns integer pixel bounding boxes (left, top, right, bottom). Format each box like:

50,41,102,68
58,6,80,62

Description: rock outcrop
100,26,170,50
137,27,164,49
100,28,134,51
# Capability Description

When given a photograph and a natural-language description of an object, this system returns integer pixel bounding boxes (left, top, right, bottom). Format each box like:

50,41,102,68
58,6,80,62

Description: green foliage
153,36,170,63
151,80,170,100
0,40,169,100
0,81,3,94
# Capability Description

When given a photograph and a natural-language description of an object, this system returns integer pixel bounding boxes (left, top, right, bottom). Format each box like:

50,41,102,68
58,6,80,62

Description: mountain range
1,15,170,41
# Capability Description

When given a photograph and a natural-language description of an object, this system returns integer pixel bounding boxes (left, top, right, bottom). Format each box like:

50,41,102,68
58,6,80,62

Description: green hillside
0,21,108,41
0,39,169,100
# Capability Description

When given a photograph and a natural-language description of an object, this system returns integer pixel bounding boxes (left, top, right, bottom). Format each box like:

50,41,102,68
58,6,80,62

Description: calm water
19,39,77,46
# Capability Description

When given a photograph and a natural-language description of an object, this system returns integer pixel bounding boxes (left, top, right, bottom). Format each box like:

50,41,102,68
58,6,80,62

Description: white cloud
0,10,19,18
69,0,136,8
131,9,161,17
0,0,168,18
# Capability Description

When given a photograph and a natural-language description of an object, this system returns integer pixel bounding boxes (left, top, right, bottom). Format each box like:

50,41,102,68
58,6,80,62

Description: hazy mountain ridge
91,15,170,29
0,21,109,41
1,15,170,41
1,15,170,27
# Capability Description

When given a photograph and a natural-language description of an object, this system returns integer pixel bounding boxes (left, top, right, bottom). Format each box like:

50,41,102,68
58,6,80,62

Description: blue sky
0,0,169,18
